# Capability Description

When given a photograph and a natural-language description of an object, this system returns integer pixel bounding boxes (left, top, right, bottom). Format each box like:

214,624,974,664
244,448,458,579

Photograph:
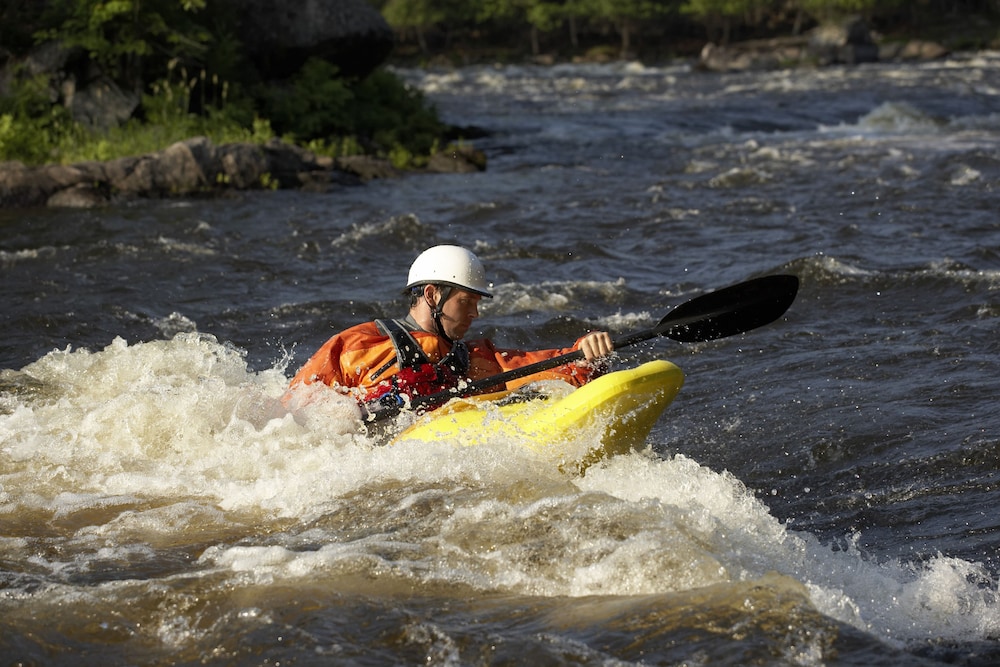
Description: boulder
236,0,394,79
426,145,487,174
64,75,141,131
46,182,110,208
698,40,803,72
334,155,401,181
698,16,887,72
880,40,950,62
806,16,879,65
0,41,140,131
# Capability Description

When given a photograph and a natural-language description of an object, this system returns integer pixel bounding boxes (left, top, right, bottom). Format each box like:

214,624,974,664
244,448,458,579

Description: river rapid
2,53,1000,665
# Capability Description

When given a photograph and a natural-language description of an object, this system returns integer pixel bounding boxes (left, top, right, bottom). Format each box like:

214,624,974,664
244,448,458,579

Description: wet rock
880,40,951,62
0,137,449,208
698,39,805,72
807,16,879,65
334,155,401,181
45,182,111,208
698,17,948,73
426,145,487,174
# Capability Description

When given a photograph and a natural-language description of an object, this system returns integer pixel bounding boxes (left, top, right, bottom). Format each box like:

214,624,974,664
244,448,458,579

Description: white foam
490,278,627,316
3,335,997,647
579,454,1000,644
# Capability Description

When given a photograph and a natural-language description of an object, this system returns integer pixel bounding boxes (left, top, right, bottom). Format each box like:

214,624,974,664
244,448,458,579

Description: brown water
2,55,1000,665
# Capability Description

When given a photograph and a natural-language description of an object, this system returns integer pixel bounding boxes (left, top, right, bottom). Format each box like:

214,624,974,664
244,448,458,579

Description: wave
2,334,997,649
785,254,1000,289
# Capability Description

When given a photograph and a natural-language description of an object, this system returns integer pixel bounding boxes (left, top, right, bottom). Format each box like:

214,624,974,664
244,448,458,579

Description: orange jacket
288,320,598,401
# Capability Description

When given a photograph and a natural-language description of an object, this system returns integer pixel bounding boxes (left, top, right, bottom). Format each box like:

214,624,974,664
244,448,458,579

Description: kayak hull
392,359,684,469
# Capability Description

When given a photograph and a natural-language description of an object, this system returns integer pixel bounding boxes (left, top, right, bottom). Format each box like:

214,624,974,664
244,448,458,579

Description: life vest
364,318,471,410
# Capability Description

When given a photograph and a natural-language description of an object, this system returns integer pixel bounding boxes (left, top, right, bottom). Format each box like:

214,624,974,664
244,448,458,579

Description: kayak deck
392,359,684,469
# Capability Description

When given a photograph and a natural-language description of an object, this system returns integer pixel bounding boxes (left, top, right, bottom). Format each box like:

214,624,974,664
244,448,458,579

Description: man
288,245,614,414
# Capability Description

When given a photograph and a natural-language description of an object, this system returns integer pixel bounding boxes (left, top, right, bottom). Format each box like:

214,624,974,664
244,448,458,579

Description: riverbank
0,136,486,209
390,14,964,73
0,12,990,210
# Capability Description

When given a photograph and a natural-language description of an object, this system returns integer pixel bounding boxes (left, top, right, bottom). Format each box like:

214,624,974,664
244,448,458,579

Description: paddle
364,274,799,422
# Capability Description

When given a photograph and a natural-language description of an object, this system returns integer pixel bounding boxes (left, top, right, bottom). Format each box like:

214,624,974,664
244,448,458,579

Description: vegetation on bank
1,0,998,169
0,0,447,168
375,0,1000,62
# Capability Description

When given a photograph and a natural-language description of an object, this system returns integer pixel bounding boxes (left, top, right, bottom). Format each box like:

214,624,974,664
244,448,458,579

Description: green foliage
258,59,354,141
681,0,750,21
376,0,997,56
36,0,211,83
350,69,446,158
2,2,454,169
256,59,446,164
382,0,449,30
0,55,444,169
0,74,78,164
304,136,366,159
0,60,272,165
795,0,905,21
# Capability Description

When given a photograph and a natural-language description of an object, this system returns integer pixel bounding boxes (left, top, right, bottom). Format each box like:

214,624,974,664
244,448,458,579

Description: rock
236,0,394,79
807,16,879,65
45,182,110,208
1,41,140,131
218,143,271,189
699,41,791,72
260,140,324,185
0,135,476,208
698,36,811,72
334,155,401,181
698,16,885,72
880,40,951,62
697,17,951,72
0,161,97,208
426,145,487,174
64,75,141,131
14,40,75,81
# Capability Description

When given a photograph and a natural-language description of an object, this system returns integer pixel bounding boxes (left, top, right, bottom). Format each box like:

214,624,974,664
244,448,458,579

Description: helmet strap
426,285,454,343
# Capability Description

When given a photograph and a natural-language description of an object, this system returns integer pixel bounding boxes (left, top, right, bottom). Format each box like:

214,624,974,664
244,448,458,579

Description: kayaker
287,244,614,415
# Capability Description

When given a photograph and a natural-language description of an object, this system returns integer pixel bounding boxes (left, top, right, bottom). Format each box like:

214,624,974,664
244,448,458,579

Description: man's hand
577,331,614,361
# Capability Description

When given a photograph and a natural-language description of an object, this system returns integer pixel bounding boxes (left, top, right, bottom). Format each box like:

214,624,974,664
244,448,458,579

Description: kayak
392,359,684,470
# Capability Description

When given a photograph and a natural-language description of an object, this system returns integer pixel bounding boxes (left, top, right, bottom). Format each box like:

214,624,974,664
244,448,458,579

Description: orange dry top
288,320,597,402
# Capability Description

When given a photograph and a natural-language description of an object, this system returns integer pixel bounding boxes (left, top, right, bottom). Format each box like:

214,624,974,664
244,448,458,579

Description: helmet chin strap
426,285,454,343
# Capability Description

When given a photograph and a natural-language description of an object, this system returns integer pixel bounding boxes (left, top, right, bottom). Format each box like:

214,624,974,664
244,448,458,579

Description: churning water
3,54,1000,665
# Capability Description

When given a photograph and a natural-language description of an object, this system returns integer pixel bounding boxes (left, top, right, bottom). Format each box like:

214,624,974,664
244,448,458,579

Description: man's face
435,287,481,340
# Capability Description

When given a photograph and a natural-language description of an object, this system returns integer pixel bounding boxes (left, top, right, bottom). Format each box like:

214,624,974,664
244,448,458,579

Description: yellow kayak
392,359,684,470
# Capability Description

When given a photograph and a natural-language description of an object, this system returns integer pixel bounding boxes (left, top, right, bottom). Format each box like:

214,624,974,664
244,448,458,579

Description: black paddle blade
658,274,799,343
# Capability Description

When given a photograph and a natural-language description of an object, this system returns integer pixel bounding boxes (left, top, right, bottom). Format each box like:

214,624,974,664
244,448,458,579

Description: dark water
2,54,1000,665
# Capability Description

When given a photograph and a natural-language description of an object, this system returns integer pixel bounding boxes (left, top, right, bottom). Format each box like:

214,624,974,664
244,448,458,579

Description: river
2,53,1000,665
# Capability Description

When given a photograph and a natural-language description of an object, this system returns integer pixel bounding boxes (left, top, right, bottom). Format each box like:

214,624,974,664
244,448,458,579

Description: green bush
0,1,454,170
0,60,449,169
352,69,446,159
257,58,447,164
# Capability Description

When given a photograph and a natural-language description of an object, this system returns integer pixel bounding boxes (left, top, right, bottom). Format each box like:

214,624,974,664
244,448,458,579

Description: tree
525,1,569,54
381,0,447,53
586,0,672,56
35,0,210,91
793,0,905,22
682,0,770,44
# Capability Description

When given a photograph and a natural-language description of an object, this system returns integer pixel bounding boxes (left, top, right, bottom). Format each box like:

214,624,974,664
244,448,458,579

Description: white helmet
406,245,493,298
